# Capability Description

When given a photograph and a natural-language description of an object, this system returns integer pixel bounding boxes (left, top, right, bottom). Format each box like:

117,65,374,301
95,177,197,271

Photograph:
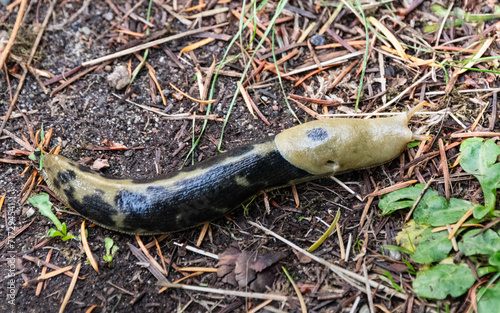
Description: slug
40,106,425,234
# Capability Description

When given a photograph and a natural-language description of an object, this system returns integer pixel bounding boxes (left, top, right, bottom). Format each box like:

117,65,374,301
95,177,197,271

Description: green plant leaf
28,193,63,231
488,251,500,268
478,283,500,313
378,184,438,215
411,228,453,264
104,237,114,255
47,229,63,238
414,196,479,226
413,264,475,299
458,229,500,256
460,138,500,218
379,270,403,292
61,234,74,241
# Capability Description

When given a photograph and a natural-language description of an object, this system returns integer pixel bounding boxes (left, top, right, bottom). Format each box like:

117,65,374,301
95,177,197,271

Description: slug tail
406,101,427,122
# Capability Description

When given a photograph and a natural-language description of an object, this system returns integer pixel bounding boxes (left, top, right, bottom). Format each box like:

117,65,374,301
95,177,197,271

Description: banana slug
40,107,425,234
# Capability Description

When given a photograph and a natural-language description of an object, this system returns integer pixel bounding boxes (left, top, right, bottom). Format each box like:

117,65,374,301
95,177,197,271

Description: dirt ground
0,0,499,312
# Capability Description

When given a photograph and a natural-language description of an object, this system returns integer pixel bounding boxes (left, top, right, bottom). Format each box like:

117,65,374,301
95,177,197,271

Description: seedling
103,237,119,263
28,193,74,241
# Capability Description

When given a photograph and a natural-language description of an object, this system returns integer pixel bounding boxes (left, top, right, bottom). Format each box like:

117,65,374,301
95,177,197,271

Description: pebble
107,65,130,90
310,34,325,46
103,12,114,21
25,207,35,218
124,150,133,157
80,26,91,36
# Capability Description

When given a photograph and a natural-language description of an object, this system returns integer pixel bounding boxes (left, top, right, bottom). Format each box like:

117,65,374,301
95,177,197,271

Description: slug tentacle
40,108,424,234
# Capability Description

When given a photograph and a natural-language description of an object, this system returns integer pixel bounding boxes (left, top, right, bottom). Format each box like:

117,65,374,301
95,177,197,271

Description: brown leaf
249,251,288,272
216,244,287,291
292,248,312,264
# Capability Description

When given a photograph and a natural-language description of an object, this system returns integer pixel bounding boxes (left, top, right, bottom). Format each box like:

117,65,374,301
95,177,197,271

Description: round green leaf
413,264,475,299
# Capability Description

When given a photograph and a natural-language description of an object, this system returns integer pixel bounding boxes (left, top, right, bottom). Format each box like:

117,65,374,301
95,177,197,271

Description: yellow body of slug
40,112,419,234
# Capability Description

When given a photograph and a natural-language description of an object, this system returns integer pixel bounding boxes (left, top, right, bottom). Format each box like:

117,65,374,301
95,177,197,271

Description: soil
0,1,499,313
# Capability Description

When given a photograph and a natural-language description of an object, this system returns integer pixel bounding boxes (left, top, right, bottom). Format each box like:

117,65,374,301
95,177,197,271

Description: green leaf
413,264,475,299
61,234,74,242
460,138,500,218
111,245,119,256
378,184,438,215
478,283,500,313
407,141,420,149
104,237,114,255
411,229,453,264
47,229,63,238
28,193,63,230
103,255,112,262
379,270,403,292
458,229,500,256
414,196,479,226
488,251,500,268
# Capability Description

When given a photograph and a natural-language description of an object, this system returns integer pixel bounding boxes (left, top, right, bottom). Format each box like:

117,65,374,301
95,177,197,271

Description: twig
157,282,290,301
59,263,81,313
0,0,27,68
82,23,228,66
283,51,364,76
115,94,224,121
50,65,98,96
173,242,219,259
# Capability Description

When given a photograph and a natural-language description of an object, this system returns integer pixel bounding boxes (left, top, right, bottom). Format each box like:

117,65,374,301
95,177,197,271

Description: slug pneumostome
40,106,426,234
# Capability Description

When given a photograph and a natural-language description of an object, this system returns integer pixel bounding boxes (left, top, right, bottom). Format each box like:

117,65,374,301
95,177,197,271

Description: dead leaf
292,248,312,264
216,244,287,292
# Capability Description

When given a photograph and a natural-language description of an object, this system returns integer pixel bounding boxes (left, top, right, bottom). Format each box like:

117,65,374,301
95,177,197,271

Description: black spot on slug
63,185,120,229
307,128,328,141
52,178,61,190
57,170,76,184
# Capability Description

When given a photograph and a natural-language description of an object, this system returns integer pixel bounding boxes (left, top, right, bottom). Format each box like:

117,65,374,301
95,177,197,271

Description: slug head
275,114,415,176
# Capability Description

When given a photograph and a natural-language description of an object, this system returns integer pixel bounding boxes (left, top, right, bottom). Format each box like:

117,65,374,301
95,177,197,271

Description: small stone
272,105,279,111
260,95,269,102
389,249,401,260
107,65,130,90
25,207,35,218
80,26,91,36
103,12,114,21
124,150,133,157
104,65,112,71
310,34,325,46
